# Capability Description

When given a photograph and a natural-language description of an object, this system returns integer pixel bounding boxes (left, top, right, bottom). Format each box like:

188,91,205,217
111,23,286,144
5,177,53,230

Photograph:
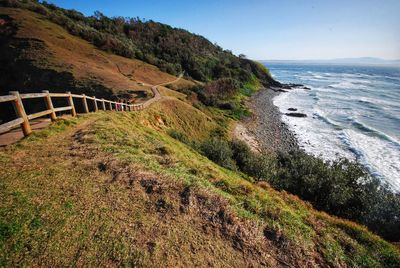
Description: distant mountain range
261,57,400,66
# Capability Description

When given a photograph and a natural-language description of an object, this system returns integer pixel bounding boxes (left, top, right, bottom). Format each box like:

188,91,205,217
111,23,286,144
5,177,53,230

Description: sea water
266,63,400,191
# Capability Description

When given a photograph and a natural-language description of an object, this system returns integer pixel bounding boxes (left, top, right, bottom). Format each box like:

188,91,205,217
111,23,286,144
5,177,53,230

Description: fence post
101,99,106,111
82,94,89,113
93,96,98,112
67,91,76,117
109,101,112,111
42,90,57,121
10,91,32,136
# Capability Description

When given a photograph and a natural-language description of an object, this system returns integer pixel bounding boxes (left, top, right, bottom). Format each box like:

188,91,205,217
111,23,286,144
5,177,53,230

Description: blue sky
46,0,400,60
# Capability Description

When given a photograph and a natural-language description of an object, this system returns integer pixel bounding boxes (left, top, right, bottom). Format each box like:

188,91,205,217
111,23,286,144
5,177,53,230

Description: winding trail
142,72,184,108
0,73,184,147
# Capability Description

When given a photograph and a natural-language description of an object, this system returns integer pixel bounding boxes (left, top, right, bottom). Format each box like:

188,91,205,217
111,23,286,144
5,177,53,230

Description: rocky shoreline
236,87,300,154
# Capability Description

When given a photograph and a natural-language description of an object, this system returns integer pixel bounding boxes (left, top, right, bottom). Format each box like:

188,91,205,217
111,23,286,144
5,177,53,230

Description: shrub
196,78,240,107
269,151,400,241
361,184,400,241
200,137,236,170
272,151,369,218
170,131,399,241
230,139,275,180
218,102,236,110
167,129,190,145
204,78,239,100
230,139,252,170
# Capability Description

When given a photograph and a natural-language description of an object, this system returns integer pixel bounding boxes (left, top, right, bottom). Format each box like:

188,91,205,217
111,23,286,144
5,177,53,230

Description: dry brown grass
144,97,217,140
0,8,194,95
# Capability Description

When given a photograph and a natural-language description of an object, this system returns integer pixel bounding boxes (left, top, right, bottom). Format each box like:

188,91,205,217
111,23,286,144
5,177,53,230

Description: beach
234,88,299,154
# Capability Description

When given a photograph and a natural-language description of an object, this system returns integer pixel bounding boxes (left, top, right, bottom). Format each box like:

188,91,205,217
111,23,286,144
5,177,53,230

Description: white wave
358,97,398,108
342,129,400,191
312,108,342,129
273,91,353,161
270,64,400,191
273,88,400,192
347,117,400,146
328,81,366,89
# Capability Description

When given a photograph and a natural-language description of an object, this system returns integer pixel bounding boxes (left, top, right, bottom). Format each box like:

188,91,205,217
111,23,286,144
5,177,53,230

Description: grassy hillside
0,97,399,267
0,7,194,99
0,1,399,267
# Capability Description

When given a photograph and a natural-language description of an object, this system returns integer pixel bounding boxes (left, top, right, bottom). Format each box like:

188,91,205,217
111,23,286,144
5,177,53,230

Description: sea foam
269,63,400,191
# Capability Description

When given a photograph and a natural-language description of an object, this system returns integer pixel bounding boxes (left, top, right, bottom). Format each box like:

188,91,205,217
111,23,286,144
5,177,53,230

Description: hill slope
1,99,399,267
0,7,194,99
0,0,279,87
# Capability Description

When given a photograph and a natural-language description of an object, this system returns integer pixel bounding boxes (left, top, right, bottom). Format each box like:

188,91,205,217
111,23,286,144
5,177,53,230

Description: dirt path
0,73,183,147
141,73,183,108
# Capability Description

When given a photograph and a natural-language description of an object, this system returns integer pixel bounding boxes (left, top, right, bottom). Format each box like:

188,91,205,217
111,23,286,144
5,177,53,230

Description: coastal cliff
0,1,399,267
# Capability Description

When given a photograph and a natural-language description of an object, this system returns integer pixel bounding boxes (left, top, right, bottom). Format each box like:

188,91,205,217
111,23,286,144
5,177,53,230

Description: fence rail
0,90,144,137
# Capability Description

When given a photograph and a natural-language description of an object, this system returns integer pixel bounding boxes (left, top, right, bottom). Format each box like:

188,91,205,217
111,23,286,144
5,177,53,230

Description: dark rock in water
285,112,307,118
288,83,304,88
288,108,297,111
281,84,292,89
270,87,288,93
279,83,311,90
282,83,304,89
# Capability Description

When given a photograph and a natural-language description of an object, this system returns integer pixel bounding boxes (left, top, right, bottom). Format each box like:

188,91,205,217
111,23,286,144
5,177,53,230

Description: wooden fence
0,90,144,137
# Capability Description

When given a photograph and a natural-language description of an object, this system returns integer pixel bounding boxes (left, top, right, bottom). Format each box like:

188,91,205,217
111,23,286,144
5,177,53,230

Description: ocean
265,63,400,191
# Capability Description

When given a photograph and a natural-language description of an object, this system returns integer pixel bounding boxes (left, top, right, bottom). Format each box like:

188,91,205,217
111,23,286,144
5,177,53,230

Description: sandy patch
233,122,261,153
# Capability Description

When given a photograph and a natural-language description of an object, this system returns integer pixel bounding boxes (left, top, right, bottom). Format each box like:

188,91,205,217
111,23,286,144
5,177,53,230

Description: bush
272,151,370,218
171,132,399,241
230,139,275,180
218,102,236,110
200,137,236,170
168,129,190,145
269,151,400,241
360,184,400,241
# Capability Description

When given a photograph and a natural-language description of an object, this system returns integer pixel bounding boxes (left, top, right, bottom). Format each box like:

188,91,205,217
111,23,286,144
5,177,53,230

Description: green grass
88,113,315,241
0,110,399,267
223,75,260,120
82,112,400,266
240,74,260,97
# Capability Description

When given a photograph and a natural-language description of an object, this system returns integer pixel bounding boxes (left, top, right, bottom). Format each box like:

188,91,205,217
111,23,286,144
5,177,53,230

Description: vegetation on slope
0,7,194,98
0,0,279,88
1,104,399,267
169,132,400,242
0,3,262,123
